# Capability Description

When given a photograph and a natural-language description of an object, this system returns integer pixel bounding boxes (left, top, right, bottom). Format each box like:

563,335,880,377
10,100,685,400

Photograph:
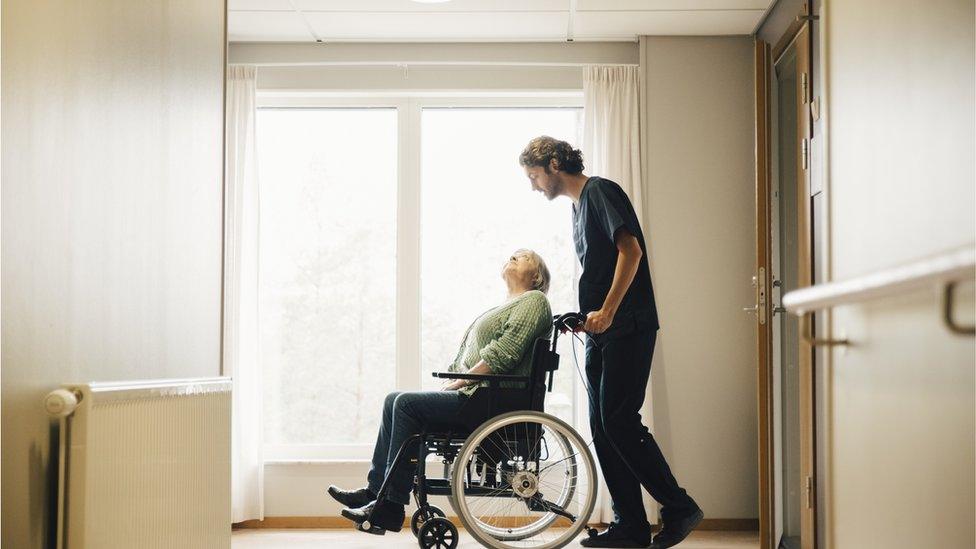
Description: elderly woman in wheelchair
328,249,598,549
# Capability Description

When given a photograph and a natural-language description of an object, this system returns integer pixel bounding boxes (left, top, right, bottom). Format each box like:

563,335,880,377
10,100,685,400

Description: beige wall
0,0,226,547
823,0,975,547
640,36,759,520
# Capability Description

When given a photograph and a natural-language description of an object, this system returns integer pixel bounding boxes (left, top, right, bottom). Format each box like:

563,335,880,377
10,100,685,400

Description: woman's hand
442,360,491,391
442,379,466,391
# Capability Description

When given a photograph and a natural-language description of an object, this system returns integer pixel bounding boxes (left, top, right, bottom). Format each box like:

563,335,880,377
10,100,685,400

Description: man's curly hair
519,136,585,174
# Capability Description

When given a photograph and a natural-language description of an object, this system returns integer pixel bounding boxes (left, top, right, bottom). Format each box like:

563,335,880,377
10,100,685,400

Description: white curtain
224,64,264,524
582,64,654,525
583,65,644,224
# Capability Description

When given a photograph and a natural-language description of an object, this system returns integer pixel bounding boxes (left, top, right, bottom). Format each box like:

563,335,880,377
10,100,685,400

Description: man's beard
545,177,560,200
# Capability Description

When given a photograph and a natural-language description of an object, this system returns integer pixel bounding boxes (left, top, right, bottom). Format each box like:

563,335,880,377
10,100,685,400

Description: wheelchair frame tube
371,433,423,509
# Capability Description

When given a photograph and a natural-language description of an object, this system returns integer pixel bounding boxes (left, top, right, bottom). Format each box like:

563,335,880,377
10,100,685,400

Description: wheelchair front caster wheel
418,517,458,549
586,527,599,538
410,505,446,538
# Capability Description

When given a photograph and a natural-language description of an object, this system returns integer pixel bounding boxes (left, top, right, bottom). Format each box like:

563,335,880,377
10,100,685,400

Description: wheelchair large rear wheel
450,411,597,549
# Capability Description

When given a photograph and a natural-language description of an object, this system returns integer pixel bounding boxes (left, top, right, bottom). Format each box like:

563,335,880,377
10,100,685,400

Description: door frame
790,21,817,549
753,36,775,549
755,4,818,549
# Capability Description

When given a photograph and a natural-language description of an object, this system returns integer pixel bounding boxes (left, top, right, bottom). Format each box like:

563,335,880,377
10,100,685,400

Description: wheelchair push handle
550,312,586,352
553,312,586,334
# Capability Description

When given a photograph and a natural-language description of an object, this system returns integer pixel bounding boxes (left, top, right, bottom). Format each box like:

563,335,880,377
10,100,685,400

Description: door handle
746,267,768,324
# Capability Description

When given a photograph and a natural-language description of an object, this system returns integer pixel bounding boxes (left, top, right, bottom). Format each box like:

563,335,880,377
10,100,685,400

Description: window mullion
396,98,422,391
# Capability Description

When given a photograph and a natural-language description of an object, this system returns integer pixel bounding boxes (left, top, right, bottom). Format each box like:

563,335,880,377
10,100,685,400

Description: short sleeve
587,181,639,243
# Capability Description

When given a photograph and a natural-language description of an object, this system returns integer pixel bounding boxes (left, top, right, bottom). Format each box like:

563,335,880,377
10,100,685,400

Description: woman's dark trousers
366,391,467,505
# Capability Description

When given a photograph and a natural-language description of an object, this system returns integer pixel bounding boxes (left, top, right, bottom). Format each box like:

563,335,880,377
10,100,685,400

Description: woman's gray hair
517,248,551,295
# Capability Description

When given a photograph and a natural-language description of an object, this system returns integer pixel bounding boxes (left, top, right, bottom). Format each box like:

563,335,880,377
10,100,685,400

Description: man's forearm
601,235,642,315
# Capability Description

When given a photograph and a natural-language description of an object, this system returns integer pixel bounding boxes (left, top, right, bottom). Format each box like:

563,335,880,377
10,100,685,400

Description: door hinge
801,138,809,170
801,72,809,104
805,475,814,509
758,267,767,325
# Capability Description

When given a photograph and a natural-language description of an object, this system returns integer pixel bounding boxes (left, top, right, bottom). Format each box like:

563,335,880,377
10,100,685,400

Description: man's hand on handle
584,308,615,334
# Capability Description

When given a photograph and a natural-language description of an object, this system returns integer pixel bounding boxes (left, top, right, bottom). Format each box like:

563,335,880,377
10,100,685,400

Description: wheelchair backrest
527,337,559,410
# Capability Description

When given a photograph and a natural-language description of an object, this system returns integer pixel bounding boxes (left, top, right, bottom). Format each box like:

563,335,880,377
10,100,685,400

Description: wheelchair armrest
431,372,530,383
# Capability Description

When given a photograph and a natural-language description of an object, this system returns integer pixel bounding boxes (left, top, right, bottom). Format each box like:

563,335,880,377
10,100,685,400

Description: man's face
525,165,561,201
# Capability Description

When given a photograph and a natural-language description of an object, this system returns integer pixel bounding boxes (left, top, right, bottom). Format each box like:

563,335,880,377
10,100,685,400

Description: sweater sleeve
479,292,552,374
448,318,477,373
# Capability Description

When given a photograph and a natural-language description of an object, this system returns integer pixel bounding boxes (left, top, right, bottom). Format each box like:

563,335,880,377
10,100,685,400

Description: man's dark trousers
585,323,696,538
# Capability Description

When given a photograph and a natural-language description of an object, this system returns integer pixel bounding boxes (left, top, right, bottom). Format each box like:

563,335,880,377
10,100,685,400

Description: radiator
45,377,232,549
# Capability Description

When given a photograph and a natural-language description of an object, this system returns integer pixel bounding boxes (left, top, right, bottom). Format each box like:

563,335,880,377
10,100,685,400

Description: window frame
257,92,584,462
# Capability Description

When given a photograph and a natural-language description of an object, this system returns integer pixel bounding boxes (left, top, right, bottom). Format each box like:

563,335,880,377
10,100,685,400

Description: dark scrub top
572,176,660,336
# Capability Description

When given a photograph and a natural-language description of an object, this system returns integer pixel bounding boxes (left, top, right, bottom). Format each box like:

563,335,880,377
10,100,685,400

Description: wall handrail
783,244,975,322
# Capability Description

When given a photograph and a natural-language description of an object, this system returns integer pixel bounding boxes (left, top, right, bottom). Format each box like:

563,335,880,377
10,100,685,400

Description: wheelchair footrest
357,521,388,536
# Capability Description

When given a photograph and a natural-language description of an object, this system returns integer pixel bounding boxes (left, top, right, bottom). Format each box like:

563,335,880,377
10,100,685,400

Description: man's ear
549,157,560,173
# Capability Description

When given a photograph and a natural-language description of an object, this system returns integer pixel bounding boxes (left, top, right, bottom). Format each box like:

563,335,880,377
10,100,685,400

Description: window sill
264,459,372,466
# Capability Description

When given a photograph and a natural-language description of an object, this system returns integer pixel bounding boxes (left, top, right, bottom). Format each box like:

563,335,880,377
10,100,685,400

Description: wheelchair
361,312,599,549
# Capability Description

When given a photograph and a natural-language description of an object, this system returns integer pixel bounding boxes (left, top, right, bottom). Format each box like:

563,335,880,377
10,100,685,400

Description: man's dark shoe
341,499,405,535
650,506,703,548
580,523,651,548
327,485,375,509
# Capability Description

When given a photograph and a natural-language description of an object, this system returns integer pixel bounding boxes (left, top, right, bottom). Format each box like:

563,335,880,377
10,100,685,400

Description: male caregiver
520,136,703,549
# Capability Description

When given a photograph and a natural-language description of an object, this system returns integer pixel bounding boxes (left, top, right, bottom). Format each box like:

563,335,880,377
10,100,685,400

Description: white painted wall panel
824,0,975,546
1,0,226,547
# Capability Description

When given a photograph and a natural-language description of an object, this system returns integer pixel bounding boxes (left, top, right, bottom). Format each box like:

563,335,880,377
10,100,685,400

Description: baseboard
692,519,759,531
233,517,759,531
233,516,577,529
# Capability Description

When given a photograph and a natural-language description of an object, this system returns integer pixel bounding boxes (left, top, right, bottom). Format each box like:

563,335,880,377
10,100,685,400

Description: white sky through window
420,107,582,423
256,104,583,453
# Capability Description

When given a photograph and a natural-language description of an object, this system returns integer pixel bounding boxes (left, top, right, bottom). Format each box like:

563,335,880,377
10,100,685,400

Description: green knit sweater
448,290,552,396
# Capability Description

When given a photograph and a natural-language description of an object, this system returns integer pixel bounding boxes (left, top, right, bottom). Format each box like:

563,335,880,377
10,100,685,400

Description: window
257,97,583,460
420,107,582,425
257,108,398,455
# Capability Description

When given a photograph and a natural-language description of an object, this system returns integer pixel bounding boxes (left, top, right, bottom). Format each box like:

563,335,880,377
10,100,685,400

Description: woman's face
502,251,537,287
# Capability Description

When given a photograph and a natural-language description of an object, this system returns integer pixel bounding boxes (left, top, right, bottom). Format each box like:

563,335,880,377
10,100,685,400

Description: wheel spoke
452,412,597,549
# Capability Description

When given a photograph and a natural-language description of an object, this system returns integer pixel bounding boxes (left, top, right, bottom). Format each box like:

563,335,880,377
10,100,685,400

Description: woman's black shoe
341,499,405,535
579,523,650,548
327,485,376,509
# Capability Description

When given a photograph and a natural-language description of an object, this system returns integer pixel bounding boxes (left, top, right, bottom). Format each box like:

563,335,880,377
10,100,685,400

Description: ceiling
229,0,777,43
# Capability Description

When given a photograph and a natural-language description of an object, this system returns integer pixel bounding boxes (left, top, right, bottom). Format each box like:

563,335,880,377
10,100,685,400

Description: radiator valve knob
45,389,79,418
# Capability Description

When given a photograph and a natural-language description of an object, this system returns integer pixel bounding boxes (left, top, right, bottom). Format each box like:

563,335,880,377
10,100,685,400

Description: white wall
228,41,638,92
0,0,226,547
229,41,640,66
823,0,975,547
641,36,760,520
253,65,585,92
